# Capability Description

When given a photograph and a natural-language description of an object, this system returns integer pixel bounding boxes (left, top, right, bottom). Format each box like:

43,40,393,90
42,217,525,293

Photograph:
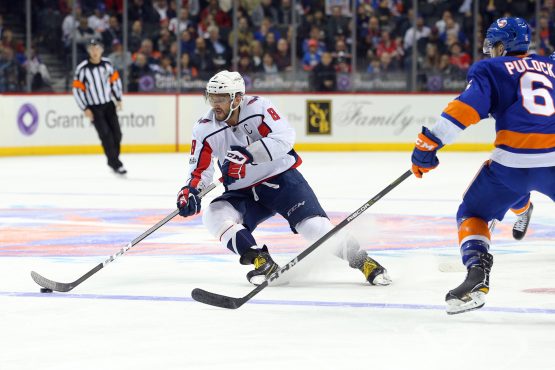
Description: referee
72,38,126,175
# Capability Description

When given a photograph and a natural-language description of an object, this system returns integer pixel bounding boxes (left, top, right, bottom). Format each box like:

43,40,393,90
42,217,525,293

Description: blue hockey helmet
483,17,531,55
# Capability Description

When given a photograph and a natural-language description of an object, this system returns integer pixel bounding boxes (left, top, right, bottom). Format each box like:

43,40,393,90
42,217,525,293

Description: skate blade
372,271,392,286
446,291,486,315
249,275,290,287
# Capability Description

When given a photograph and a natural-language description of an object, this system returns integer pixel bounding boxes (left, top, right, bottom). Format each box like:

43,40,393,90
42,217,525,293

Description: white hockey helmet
205,70,245,101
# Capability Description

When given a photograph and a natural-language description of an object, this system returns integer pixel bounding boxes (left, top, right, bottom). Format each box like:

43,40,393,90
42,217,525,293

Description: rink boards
0,93,496,156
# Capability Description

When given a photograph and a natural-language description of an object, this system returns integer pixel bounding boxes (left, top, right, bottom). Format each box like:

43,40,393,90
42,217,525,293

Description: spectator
403,16,431,51
311,51,336,91
302,26,326,54
187,0,201,18
302,38,321,71
158,55,175,76
108,39,133,74
179,52,198,79
134,38,161,65
360,16,380,54
449,42,471,71
237,53,253,74
128,52,155,91
259,52,278,73
331,39,351,64
439,17,468,49
376,30,398,59
180,30,196,56
326,5,350,42
0,14,4,40
250,40,264,70
376,0,394,26
88,4,109,34
62,6,81,48
200,0,231,30
0,46,25,92
190,36,215,72
335,53,351,73
435,10,453,34
206,25,230,69
274,38,292,72
278,0,294,24
128,0,160,25
197,13,216,39
254,17,281,43
105,0,124,14
101,16,122,53
74,16,99,60
228,16,254,51
252,0,279,27
263,31,277,54
421,42,441,73
169,8,194,36
1,29,17,50
156,27,174,56
378,51,396,72
366,55,381,74
24,48,52,91
129,20,144,53
153,0,171,22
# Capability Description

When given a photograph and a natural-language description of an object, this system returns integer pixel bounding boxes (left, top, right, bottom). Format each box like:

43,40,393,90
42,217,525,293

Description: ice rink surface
1,152,554,370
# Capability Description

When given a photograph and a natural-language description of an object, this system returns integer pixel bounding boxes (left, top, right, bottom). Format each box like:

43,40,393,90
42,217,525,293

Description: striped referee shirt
72,57,123,110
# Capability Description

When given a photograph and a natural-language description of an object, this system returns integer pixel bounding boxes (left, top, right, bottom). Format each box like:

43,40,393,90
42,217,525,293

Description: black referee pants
90,102,123,169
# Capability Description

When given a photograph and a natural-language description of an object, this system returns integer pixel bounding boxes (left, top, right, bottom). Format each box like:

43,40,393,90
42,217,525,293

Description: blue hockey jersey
431,54,555,168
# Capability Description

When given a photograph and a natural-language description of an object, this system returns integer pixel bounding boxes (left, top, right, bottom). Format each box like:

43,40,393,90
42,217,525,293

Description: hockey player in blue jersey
411,17,555,314
177,70,391,286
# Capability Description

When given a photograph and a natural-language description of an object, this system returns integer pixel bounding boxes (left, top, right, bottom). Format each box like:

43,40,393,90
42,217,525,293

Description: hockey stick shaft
31,182,218,292
192,170,413,309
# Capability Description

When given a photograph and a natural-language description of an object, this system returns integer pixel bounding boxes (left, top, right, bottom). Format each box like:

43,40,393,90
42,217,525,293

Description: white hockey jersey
186,95,302,190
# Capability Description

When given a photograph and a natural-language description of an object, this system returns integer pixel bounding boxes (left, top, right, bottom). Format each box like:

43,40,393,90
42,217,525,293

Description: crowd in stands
0,0,553,92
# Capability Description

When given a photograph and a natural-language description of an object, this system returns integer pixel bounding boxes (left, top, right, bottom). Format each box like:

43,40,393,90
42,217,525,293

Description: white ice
1,152,554,370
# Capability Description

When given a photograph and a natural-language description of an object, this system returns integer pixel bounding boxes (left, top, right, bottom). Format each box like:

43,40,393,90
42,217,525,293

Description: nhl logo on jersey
307,100,332,135
497,19,507,28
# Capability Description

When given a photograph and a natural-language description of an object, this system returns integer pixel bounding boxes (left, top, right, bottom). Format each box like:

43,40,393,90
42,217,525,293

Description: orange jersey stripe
72,80,86,92
458,217,490,244
443,100,481,127
510,200,531,215
110,70,120,83
495,130,555,149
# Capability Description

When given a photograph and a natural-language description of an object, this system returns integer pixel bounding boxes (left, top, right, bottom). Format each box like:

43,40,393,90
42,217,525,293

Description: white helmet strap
224,92,242,122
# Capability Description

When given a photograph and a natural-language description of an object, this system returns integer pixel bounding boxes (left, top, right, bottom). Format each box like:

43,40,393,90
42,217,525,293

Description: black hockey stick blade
30,182,218,292
191,170,412,309
31,263,103,292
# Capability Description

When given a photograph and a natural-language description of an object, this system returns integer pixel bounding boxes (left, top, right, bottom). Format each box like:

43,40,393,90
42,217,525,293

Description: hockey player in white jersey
177,70,391,286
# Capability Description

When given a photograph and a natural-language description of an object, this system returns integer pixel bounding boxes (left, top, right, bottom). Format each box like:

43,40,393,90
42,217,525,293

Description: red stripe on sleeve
190,141,213,188
258,121,272,137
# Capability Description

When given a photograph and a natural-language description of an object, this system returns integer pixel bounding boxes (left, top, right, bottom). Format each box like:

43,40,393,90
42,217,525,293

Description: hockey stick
31,182,218,292
191,169,413,309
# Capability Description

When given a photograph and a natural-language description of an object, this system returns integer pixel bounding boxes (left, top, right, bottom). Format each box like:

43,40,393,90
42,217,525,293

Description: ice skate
350,251,391,285
513,203,533,240
240,245,280,286
446,253,493,315
113,165,127,175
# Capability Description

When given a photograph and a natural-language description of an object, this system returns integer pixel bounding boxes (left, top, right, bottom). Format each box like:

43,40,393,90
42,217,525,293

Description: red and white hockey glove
221,146,253,186
411,127,444,178
176,186,201,217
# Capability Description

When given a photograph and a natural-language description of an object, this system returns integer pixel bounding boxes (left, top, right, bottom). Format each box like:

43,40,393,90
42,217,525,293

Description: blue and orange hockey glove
411,127,444,178
221,145,253,186
176,185,201,217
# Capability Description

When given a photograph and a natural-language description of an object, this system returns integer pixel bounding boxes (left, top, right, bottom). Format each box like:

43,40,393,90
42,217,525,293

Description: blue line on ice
1,291,554,314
